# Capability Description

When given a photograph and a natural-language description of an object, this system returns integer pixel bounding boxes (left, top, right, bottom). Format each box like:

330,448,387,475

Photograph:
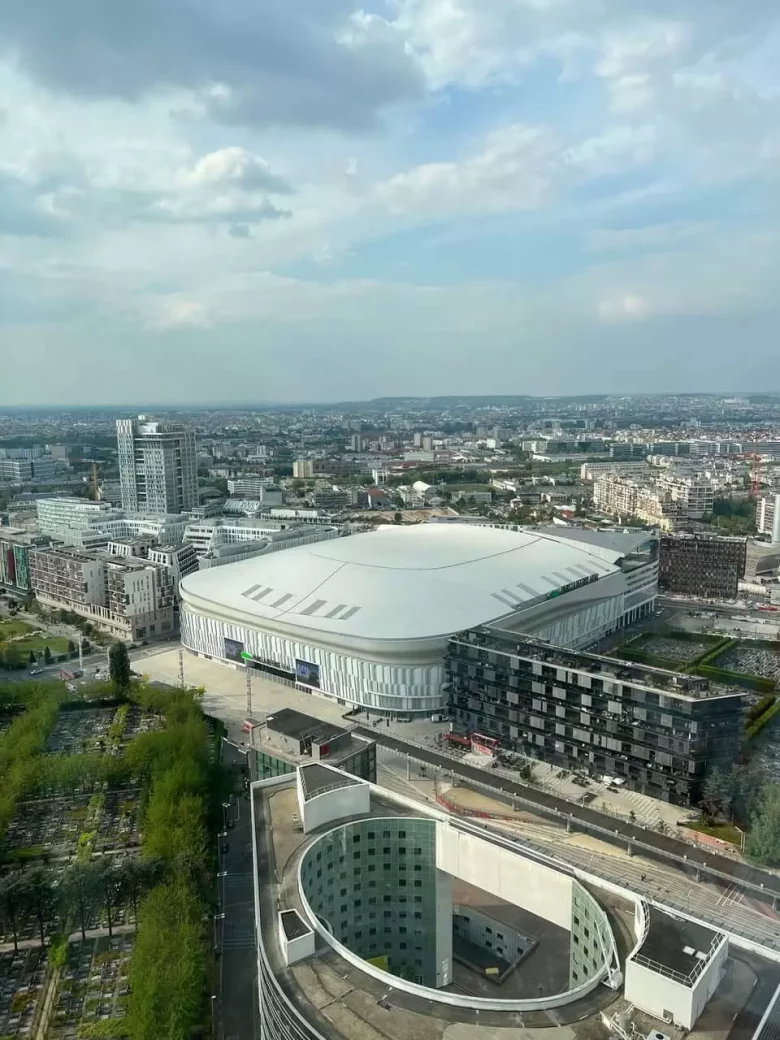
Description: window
383,830,391,838
399,831,406,839
353,834,360,843
383,847,391,855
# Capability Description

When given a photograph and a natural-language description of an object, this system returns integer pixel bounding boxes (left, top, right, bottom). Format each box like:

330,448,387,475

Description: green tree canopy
109,642,132,691
746,784,780,866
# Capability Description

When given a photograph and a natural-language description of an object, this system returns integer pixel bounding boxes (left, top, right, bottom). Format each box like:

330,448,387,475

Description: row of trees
0,858,163,950
0,691,62,838
123,688,213,1040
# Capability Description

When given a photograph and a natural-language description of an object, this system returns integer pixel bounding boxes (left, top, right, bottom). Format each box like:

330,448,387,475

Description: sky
1,0,779,406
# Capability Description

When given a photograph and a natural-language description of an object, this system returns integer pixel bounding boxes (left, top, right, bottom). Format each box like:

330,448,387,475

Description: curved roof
180,524,625,643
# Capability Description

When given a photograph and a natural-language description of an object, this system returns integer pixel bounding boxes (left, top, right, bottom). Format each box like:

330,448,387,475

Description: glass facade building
446,628,745,805
300,818,441,986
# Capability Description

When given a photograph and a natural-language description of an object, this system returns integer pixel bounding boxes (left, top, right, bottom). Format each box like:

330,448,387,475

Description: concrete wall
453,905,529,964
297,777,370,834
277,913,315,967
624,936,727,1030
435,869,454,987
435,823,572,931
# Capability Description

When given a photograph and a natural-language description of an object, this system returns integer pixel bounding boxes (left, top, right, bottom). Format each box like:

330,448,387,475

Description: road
215,741,258,1040
360,728,780,904
374,751,780,951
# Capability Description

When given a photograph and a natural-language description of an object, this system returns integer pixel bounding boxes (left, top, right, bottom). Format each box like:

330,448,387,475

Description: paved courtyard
136,647,694,831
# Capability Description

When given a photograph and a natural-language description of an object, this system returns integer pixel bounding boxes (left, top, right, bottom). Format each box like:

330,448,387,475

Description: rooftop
252,774,624,1040
180,524,628,642
298,763,361,801
457,627,748,702
634,907,722,984
266,707,345,745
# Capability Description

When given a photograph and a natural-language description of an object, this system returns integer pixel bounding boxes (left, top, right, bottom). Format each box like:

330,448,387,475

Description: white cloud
377,124,559,215
184,148,293,194
598,293,650,322
151,297,212,329
564,125,657,176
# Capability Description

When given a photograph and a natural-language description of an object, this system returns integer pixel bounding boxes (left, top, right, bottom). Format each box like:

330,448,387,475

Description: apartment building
580,461,650,481
117,416,198,515
29,546,175,641
226,478,282,502
593,474,709,531
292,460,315,479
757,494,780,542
659,534,747,599
0,530,52,593
445,628,745,806
657,474,713,520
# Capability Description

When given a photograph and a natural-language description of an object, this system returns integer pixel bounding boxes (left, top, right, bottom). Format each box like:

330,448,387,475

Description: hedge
748,695,777,724
696,664,776,693
745,700,780,741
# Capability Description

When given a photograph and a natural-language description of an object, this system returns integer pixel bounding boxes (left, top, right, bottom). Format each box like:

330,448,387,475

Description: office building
248,763,736,1040
117,415,198,515
180,525,658,717
36,498,123,542
0,458,33,483
446,628,745,805
182,517,337,560
29,546,175,641
312,489,351,511
659,535,747,599
250,708,376,782
35,497,190,548
293,459,315,479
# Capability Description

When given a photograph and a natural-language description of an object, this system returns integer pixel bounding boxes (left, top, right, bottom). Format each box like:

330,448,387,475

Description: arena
180,523,658,716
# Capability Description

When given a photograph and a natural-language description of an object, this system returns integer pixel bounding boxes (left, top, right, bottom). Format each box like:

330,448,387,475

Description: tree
22,867,57,947
746,784,780,866
43,645,53,664
119,859,163,921
393,511,403,525
109,642,131,691
96,859,126,938
61,862,102,942
0,872,24,952
29,650,37,666
702,767,735,821
67,639,76,653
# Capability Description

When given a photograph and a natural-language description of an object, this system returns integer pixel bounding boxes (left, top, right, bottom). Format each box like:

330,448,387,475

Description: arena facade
180,524,658,716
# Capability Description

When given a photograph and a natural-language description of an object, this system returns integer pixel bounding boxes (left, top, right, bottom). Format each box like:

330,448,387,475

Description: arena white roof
180,524,626,642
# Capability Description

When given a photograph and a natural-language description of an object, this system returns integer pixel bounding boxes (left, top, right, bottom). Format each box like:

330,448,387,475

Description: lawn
0,620,71,665
686,820,743,847
0,618,35,639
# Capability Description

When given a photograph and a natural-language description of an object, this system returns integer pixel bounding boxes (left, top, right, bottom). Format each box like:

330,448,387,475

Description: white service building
180,524,658,716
